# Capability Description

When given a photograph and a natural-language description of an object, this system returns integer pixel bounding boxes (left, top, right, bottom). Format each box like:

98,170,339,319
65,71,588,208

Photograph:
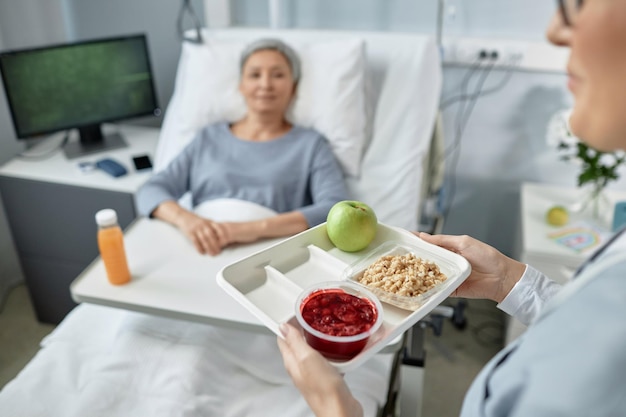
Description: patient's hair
240,38,301,83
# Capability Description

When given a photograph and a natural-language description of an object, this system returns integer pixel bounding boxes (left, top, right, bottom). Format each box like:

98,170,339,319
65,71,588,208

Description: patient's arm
213,211,309,244
152,200,308,255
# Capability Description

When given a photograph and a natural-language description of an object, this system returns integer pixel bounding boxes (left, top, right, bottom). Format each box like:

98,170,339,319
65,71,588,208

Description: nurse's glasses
558,0,584,26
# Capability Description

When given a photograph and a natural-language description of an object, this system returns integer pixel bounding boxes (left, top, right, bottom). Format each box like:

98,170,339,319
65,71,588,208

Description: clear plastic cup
295,281,383,361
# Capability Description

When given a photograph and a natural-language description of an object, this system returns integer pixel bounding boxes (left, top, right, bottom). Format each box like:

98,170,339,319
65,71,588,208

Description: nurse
277,1,626,416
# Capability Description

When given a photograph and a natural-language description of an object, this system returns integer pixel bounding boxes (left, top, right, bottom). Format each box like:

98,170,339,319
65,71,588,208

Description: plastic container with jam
295,281,383,361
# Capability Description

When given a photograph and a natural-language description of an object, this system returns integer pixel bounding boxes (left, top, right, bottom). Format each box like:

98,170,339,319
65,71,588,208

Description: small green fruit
546,205,569,226
326,200,378,252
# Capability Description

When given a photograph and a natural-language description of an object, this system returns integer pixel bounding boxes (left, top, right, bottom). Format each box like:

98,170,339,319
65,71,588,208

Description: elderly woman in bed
137,39,347,255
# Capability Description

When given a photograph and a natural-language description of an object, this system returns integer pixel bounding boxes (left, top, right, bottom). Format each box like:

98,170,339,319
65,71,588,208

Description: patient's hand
203,212,310,253
153,201,309,255
178,215,264,255
417,232,526,303
177,212,231,255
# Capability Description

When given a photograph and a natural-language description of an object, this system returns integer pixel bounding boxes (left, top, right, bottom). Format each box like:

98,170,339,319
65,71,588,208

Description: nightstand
508,182,626,343
0,124,158,324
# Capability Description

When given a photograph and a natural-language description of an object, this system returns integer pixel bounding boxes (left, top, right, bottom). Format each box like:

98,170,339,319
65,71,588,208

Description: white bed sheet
0,303,391,417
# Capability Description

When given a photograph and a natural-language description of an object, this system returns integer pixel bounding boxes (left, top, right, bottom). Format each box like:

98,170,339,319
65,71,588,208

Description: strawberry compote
301,290,378,336
299,288,379,360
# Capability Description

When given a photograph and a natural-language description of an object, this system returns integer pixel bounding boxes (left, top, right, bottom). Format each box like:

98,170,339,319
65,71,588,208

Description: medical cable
425,58,485,224
456,62,496,142
16,131,70,161
442,58,484,110
443,59,495,160
443,62,495,215
441,60,496,220
440,57,522,110
427,58,483,188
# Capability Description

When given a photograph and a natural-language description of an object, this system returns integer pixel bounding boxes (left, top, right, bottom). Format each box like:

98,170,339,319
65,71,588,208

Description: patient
136,38,347,255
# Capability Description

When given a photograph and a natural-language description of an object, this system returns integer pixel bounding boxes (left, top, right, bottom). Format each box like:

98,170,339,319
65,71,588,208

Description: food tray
217,222,471,372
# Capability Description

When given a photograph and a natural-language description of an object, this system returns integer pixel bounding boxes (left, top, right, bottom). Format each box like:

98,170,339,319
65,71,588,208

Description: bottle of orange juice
95,209,131,285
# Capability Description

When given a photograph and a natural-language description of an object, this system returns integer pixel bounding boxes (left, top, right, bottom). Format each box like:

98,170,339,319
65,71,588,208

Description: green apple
326,200,378,252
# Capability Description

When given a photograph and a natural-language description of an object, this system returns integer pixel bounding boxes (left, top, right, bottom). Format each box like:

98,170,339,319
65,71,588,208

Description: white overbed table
71,217,283,333
71,218,406,348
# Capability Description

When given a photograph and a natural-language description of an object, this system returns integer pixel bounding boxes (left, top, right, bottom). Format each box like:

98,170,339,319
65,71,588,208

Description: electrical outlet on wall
442,37,529,68
487,42,527,64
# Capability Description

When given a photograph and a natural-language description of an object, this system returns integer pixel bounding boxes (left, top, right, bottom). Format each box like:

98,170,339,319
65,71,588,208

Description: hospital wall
0,0,624,295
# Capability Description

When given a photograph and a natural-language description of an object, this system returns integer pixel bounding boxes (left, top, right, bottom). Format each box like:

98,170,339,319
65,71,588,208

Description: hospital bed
0,28,443,417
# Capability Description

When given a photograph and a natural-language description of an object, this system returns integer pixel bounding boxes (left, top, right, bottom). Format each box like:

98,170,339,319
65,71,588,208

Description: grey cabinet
0,125,158,324
0,177,136,324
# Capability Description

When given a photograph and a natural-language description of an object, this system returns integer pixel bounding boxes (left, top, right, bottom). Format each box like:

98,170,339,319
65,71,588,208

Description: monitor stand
63,125,128,159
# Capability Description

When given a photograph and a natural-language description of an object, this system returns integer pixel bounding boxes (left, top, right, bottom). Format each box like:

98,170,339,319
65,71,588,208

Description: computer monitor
0,34,160,159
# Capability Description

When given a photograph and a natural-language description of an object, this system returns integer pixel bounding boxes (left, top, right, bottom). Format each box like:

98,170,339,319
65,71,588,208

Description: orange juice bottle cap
95,209,118,227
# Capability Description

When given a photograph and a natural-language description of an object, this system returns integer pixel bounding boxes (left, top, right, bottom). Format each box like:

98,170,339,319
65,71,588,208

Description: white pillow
345,34,442,231
155,37,367,177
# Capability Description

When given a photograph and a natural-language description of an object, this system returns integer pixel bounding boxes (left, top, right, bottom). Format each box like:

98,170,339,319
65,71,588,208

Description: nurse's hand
417,232,526,303
277,323,364,417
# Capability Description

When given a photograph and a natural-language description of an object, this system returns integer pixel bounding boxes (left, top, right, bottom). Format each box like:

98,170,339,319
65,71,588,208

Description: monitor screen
0,34,160,158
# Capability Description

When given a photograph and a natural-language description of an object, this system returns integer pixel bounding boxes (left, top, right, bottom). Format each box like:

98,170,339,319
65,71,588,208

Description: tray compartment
244,266,303,323
218,238,350,332
280,245,349,289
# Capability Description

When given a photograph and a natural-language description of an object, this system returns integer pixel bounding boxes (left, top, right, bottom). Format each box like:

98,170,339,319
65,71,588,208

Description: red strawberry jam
301,289,378,336
299,288,379,360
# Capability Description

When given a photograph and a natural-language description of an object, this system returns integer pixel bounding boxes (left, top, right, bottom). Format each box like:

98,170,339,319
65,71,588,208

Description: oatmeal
358,253,447,297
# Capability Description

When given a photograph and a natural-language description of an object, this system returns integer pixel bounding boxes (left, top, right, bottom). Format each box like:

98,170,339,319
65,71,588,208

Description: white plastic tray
217,222,471,372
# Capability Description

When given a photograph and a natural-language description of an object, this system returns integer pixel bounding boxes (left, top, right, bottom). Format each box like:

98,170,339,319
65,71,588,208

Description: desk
507,182,626,343
0,124,158,323
71,217,283,333
519,182,626,282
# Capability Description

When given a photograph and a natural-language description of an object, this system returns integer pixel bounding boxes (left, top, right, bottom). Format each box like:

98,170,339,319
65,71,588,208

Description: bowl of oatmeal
342,241,455,310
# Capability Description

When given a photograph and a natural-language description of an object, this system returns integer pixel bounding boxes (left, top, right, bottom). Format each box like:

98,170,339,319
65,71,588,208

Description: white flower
599,153,618,166
546,108,579,148
546,108,625,190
